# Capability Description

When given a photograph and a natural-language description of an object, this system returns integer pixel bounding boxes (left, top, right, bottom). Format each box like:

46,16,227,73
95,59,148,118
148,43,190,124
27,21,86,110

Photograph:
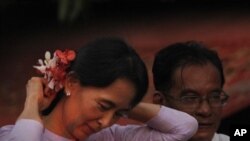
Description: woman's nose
97,112,116,128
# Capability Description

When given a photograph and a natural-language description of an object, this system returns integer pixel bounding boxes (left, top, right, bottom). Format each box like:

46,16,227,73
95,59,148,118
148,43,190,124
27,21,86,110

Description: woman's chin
72,129,91,141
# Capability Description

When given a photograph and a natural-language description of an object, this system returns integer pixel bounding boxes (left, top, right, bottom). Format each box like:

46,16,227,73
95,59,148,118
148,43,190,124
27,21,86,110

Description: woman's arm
87,103,198,141
128,103,198,140
144,105,198,140
18,77,55,122
18,78,43,123
127,102,161,123
0,119,44,141
0,77,53,141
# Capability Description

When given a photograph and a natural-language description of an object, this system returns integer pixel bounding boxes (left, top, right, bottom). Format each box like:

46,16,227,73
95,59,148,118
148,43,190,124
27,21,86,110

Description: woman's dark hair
42,37,148,115
152,41,225,95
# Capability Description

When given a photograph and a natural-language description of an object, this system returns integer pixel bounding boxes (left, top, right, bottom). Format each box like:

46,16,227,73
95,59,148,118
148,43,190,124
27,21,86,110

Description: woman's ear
64,71,79,93
153,91,166,105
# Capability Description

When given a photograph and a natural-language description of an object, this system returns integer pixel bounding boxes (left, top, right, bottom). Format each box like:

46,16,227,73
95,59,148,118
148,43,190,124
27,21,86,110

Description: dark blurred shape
218,106,250,136
0,0,57,33
1,0,249,34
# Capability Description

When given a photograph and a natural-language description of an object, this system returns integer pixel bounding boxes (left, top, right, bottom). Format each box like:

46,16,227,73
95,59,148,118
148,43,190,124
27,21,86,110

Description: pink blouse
0,106,198,141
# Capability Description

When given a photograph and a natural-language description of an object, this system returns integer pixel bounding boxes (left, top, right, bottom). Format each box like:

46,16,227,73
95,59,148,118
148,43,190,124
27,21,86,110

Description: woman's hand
18,77,56,123
127,102,161,123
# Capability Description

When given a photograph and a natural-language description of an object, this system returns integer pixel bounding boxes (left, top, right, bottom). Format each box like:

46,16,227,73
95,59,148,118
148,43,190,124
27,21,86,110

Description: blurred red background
0,1,249,135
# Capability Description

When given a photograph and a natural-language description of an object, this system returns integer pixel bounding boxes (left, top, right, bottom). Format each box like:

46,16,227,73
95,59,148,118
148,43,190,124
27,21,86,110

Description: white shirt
212,133,230,141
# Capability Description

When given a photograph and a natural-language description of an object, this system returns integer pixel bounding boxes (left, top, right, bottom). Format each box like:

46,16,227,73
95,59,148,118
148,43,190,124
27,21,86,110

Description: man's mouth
198,123,214,129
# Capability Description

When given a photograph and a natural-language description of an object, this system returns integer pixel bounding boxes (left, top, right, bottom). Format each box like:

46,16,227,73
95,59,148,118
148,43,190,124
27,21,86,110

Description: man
152,41,229,141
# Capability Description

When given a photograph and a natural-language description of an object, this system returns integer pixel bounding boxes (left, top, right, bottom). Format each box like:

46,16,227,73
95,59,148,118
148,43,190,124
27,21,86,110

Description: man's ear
153,91,166,105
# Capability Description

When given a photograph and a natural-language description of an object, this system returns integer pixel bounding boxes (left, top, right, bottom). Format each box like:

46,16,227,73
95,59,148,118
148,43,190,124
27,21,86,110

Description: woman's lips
87,124,97,133
82,124,97,136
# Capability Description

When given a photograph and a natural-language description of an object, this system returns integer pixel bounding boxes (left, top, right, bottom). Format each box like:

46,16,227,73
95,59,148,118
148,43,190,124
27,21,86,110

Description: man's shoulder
212,132,230,141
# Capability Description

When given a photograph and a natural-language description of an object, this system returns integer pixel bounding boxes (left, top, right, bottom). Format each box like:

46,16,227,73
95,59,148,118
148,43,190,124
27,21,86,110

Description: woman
0,38,198,141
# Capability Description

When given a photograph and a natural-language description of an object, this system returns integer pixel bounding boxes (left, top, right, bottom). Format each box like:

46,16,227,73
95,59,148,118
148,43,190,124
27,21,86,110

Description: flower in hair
33,49,76,94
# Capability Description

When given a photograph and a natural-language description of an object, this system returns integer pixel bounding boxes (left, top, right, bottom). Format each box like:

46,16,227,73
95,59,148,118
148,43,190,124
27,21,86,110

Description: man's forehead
171,65,222,93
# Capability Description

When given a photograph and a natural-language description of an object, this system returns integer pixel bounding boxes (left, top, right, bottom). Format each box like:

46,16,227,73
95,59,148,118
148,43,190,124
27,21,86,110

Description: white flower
33,49,76,94
33,51,57,89
33,65,46,73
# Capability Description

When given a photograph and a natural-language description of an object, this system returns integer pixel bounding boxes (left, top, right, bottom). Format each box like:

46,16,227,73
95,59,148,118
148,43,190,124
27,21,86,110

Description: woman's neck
43,98,72,139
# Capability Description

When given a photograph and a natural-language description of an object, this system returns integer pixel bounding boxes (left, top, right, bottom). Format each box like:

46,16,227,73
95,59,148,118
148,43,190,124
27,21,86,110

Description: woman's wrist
18,94,42,123
128,103,161,123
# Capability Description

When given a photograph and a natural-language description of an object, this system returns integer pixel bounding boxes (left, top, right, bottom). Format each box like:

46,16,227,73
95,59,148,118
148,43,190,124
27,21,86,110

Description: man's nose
196,98,212,117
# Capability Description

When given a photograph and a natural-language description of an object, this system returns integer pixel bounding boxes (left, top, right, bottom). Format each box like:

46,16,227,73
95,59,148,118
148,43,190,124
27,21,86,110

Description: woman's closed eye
98,102,112,111
97,102,129,118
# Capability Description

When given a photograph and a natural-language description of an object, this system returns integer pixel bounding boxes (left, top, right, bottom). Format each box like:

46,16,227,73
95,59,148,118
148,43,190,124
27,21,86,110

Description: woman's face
62,78,136,140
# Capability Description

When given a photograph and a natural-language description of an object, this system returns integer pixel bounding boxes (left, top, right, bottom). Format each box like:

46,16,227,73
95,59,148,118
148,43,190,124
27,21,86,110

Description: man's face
167,63,223,141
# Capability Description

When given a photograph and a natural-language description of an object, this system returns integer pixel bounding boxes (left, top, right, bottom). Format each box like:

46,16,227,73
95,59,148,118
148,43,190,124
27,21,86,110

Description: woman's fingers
26,77,44,99
26,77,58,112
26,77,50,111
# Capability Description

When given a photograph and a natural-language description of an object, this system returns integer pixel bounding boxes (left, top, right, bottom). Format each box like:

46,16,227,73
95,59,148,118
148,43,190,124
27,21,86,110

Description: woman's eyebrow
100,99,131,111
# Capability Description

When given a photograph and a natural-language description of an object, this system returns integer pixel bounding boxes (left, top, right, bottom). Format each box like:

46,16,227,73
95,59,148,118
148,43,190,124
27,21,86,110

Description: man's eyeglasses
166,90,229,109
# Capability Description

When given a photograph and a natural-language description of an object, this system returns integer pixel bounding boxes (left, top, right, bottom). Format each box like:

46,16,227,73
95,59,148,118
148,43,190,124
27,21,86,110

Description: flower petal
48,79,55,89
38,59,43,65
66,50,76,61
33,65,46,73
55,50,64,58
45,51,51,61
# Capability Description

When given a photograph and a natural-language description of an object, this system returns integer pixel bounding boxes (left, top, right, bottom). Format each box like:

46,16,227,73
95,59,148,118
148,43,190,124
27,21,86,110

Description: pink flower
33,49,76,95
55,50,76,64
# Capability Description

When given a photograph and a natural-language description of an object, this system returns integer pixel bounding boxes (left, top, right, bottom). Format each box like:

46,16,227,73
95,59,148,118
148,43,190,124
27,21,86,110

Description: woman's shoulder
0,119,44,141
0,124,15,140
0,124,14,133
